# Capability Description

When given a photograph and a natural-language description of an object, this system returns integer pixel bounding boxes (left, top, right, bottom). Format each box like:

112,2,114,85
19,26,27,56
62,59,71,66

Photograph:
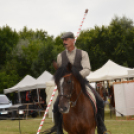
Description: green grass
0,112,134,134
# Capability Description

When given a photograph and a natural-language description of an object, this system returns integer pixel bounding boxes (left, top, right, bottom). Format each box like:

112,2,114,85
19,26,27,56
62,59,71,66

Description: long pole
75,9,88,42
37,86,57,134
36,9,88,134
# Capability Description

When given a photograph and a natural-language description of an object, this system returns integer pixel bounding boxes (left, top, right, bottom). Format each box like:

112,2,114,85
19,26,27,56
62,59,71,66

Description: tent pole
18,91,21,103
37,88,39,102
37,88,41,117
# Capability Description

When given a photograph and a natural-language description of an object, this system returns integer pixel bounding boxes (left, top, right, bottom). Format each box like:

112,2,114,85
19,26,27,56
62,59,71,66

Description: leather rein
58,73,82,107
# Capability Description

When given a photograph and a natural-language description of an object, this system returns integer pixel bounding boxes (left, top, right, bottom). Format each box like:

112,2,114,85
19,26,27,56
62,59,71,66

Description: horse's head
54,63,75,113
53,62,88,114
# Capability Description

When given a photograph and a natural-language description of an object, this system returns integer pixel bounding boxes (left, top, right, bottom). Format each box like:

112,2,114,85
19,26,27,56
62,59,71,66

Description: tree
0,25,19,69
110,15,133,29
0,27,51,92
76,16,134,70
32,39,60,77
0,70,20,93
1,16,134,93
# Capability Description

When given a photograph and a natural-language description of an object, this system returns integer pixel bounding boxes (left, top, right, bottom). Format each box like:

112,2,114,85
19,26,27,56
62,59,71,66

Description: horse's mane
54,64,89,97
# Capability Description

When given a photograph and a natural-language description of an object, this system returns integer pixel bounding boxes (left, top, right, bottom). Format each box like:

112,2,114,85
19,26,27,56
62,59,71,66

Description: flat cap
61,32,75,39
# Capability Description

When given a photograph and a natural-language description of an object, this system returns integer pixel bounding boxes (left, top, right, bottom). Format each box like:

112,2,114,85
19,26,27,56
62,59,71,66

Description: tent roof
127,69,134,77
4,70,53,94
21,70,53,90
35,70,53,88
4,75,36,94
87,59,134,82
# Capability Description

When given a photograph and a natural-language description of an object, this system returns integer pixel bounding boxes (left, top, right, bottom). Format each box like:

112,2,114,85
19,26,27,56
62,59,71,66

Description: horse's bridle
58,73,82,107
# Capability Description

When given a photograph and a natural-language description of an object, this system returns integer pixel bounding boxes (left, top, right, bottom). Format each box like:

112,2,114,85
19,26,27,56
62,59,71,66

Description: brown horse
54,63,96,134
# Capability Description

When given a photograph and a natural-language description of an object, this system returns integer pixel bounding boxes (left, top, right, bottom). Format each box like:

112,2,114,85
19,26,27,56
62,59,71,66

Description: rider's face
63,38,75,50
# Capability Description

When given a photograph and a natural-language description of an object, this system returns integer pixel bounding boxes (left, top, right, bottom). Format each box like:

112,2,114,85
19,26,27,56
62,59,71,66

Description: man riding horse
48,32,108,134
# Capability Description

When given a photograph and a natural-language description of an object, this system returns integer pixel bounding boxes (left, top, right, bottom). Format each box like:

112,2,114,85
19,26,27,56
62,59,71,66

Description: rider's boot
97,107,107,134
96,99,108,134
56,111,64,134
53,97,64,134
45,96,64,134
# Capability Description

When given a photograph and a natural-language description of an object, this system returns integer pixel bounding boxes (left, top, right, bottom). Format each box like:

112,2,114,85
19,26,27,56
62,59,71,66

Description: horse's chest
63,113,90,133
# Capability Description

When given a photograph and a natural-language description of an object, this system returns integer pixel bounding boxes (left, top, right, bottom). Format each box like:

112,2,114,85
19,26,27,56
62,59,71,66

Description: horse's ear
67,62,72,71
53,61,58,70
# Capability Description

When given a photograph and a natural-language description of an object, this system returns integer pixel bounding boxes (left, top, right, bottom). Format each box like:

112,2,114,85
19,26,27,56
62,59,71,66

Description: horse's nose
59,107,68,113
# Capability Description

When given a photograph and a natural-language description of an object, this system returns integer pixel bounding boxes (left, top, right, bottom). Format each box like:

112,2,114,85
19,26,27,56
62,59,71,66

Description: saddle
86,90,97,113
86,83,97,114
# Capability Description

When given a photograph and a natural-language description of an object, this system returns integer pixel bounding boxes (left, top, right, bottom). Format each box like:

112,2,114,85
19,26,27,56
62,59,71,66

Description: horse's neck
74,83,82,97
71,83,87,110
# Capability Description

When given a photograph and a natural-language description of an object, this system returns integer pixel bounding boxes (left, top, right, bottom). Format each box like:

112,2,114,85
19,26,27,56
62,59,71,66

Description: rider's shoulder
57,50,65,57
57,53,61,58
77,49,88,56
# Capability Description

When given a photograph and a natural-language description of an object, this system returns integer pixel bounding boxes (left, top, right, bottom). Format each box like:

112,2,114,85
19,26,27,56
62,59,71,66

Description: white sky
0,0,134,37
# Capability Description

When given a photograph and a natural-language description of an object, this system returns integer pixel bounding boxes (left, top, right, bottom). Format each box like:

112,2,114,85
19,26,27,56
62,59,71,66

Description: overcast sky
0,0,134,37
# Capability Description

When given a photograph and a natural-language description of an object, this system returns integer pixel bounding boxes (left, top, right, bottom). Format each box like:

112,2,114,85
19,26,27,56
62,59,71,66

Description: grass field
0,112,134,134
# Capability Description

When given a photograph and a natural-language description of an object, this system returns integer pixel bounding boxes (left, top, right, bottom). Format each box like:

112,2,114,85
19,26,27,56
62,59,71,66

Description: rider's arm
57,53,62,67
79,51,91,78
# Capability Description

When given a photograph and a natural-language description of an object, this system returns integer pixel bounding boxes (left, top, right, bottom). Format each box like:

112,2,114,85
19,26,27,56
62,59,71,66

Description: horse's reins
58,73,82,107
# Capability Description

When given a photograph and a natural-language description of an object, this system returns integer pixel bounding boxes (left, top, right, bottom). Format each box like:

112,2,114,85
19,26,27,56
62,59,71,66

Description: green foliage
0,70,20,93
76,16,134,70
32,38,64,77
0,25,19,68
110,15,133,29
0,27,50,92
0,113,134,134
19,26,48,41
1,16,134,93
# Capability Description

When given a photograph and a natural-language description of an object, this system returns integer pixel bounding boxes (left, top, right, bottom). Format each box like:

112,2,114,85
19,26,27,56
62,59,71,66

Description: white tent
128,69,134,77
114,81,134,117
4,75,36,94
87,59,134,82
45,80,58,118
18,70,53,91
35,70,53,89
4,71,53,94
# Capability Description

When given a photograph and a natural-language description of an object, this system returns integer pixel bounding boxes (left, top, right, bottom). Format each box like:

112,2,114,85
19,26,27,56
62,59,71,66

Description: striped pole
37,86,57,134
75,9,88,42
37,9,88,134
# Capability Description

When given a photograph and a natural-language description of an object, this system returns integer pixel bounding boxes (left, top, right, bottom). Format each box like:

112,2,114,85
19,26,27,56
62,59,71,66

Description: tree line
0,16,134,93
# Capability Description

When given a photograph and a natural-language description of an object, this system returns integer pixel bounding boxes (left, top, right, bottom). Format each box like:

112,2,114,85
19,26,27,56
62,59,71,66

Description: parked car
0,94,12,117
0,94,26,119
